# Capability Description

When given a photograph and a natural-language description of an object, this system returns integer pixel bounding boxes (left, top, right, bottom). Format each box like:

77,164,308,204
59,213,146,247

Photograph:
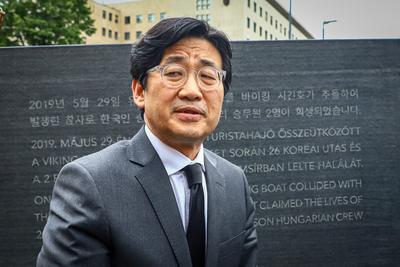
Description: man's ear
131,79,145,109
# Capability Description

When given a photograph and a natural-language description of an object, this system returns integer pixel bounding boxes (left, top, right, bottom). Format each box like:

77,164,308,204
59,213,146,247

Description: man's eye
165,71,183,77
201,73,217,80
200,69,218,84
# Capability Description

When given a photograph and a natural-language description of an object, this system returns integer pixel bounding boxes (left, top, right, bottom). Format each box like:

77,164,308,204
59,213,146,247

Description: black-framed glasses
146,64,226,91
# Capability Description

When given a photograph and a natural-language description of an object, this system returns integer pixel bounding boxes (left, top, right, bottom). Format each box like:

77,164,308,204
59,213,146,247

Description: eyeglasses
146,64,226,91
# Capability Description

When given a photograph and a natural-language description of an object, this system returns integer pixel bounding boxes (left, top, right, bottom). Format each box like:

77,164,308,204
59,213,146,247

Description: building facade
85,0,313,44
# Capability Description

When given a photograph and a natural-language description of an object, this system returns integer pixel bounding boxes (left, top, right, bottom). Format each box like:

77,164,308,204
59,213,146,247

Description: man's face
133,37,224,156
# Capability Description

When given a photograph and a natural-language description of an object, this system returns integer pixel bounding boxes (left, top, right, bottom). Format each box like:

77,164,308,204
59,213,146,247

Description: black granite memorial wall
0,40,399,266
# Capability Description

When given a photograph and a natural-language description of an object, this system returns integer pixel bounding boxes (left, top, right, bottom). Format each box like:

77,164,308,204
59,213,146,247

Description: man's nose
178,72,203,100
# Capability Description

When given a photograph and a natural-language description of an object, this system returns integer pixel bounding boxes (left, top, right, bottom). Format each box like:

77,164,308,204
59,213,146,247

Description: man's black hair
130,17,232,94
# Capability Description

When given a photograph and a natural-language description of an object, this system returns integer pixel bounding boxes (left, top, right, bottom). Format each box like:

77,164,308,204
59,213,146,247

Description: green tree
0,0,96,46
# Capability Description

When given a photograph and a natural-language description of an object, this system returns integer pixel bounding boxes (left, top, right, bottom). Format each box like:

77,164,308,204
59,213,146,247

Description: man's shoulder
73,139,131,171
72,127,150,171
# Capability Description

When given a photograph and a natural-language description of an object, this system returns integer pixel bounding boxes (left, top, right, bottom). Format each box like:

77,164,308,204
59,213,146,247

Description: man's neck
144,126,203,160
144,125,204,161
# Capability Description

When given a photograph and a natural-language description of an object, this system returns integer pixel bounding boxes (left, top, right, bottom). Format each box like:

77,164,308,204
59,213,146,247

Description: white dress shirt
145,126,208,233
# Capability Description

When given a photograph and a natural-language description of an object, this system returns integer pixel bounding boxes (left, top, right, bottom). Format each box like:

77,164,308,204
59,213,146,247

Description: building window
259,7,262,17
247,0,250,8
265,30,268,40
136,31,142,39
148,13,156,22
206,0,211,9
270,33,273,40
259,26,262,37
102,10,106,19
284,27,287,36
196,14,210,22
265,11,268,22
125,16,130,24
102,27,106,36
253,2,257,13
280,23,282,33
196,0,211,10
109,13,112,21
247,17,250,29
270,15,273,25
124,32,130,40
114,31,118,40
136,15,143,23
160,12,167,20
108,29,112,38
115,15,119,23
253,22,256,33
275,19,278,29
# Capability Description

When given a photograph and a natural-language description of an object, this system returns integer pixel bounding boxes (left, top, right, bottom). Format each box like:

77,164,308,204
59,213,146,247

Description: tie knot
183,163,203,188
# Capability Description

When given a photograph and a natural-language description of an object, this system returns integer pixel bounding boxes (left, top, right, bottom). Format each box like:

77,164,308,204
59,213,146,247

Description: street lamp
322,19,337,39
288,0,292,40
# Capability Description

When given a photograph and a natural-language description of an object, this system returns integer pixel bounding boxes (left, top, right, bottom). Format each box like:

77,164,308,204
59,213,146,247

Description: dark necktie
183,163,205,267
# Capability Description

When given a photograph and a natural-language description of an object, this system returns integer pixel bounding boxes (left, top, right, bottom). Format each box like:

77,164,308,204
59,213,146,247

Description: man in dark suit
37,17,257,267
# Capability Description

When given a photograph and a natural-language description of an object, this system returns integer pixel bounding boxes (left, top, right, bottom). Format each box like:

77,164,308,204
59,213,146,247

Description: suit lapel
204,152,226,267
127,128,192,267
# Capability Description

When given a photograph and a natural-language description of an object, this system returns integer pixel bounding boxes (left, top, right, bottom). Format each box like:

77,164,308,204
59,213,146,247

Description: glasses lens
162,65,186,88
159,64,222,90
198,66,220,90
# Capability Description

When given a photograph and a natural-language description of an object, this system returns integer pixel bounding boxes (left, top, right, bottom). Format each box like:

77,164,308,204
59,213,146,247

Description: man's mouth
175,106,205,115
174,106,206,121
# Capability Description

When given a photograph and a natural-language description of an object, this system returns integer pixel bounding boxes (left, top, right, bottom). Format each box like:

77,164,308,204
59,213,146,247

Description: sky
99,0,400,40
275,0,400,39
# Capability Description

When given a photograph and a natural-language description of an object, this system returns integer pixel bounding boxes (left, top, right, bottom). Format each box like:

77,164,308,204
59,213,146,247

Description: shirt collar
145,125,205,176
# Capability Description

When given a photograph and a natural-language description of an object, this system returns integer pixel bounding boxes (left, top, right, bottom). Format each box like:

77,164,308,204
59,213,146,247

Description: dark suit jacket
37,127,257,266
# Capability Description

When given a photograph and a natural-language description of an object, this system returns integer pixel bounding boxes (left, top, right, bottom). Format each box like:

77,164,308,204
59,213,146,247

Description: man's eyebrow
199,58,218,68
